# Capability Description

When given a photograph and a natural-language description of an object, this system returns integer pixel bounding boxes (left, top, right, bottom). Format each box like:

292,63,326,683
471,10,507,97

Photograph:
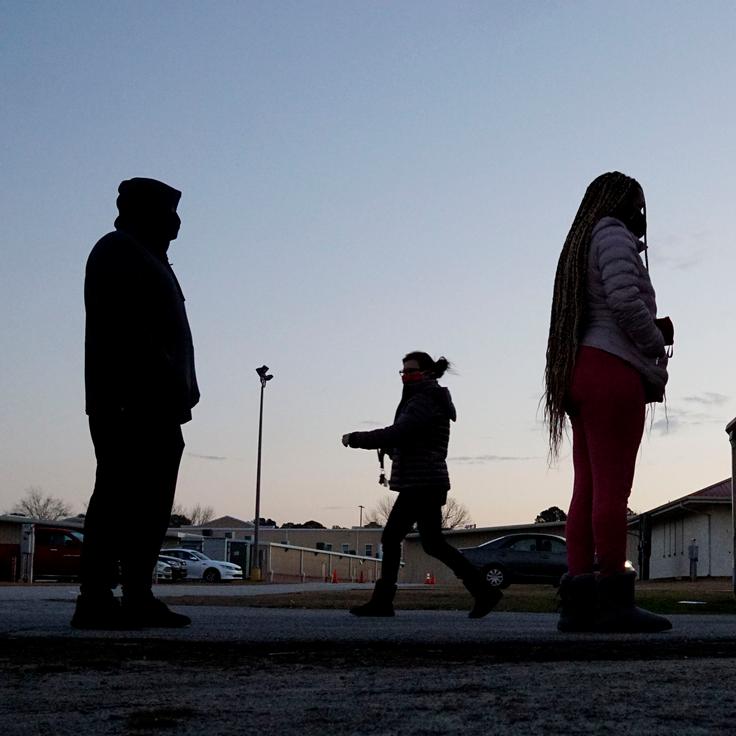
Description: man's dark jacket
84,230,199,423
347,380,456,492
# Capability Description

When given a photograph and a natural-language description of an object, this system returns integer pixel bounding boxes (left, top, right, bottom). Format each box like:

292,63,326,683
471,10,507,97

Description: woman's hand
341,433,351,447
655,316,674,346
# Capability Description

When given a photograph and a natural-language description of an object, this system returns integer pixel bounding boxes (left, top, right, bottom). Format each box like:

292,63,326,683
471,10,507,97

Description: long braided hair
544,171,642,460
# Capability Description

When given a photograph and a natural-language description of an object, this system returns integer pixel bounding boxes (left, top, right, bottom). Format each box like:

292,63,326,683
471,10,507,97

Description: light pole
252,364,273,581
356,505,365,556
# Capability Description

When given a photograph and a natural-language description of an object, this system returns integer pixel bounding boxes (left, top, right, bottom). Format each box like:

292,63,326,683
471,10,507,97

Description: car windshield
188,551,209,560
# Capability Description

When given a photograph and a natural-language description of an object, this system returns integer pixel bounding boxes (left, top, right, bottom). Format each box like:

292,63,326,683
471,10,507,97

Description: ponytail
403,351,451,378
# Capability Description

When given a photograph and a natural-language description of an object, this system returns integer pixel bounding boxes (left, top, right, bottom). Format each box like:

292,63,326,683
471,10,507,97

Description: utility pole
356,504,365,556
252,365,273,581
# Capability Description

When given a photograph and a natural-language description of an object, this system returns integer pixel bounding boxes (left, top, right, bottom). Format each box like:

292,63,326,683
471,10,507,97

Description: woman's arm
595,220,666,359
345,394,436,450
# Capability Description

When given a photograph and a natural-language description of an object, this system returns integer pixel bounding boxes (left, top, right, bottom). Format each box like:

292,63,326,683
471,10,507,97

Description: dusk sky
2,2,735,529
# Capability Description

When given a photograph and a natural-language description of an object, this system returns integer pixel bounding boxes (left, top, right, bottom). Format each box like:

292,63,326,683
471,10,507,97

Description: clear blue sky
2,2,735,528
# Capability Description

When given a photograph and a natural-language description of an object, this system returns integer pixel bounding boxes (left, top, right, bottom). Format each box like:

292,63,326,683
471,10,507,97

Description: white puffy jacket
580,216,668,401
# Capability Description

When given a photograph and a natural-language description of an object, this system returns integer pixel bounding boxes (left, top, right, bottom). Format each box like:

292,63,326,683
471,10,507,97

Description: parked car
459,533,569,588
155,560,173,582
160,548,243,582
158,554,187,582
459,533,635,588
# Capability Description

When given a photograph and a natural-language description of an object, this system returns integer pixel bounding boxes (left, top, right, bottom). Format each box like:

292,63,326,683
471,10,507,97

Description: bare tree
169,502,215,526
366,494,471,530
12,487,73,521
189,504,215,526
441,497,472,529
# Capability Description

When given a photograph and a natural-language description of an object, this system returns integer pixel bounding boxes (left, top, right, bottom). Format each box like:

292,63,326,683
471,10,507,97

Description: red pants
566,347,645,577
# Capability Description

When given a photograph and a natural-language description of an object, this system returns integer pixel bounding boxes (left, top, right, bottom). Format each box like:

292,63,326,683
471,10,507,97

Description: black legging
380,490,477,586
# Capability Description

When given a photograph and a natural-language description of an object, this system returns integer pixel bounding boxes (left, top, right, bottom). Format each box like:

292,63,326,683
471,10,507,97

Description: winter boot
594,571,671,633
463,573,503,619
350,579,397,617
71,593,136,630
557,573,597,632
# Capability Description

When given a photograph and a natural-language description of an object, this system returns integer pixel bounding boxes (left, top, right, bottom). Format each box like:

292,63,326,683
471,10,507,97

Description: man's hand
655,316,674,346
341,434,351,447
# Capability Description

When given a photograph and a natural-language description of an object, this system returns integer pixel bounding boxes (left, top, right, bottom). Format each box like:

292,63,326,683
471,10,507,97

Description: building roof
688,478,731,500
631,478,731,521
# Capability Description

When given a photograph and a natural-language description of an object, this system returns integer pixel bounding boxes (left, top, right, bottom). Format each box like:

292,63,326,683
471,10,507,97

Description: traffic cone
424,572,433,585
358,568,365,584
331,568,339,584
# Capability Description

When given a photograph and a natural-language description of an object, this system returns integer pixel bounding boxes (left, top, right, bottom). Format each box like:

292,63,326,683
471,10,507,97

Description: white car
161,548,243,583
155,560,173,582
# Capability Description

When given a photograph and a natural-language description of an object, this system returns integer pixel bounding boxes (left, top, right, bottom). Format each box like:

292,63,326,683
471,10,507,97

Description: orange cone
358,569,365,584
331,568,339,584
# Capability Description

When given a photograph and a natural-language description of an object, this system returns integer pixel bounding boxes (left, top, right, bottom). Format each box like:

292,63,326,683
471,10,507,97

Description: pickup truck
0,526,83,581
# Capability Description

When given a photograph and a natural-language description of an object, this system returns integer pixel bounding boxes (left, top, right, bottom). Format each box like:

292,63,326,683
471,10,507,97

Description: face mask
401,371,425,385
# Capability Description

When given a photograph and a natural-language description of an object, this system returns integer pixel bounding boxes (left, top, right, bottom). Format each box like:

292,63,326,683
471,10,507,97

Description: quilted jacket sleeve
593,221,666,359
347,394,436,450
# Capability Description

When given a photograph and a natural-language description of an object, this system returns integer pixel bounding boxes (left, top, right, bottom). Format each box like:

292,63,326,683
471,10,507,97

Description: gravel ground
2,639,736,735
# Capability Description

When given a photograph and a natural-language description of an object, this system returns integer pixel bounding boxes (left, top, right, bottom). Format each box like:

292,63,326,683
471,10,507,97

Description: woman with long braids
545,172,673,633
342,351,500,619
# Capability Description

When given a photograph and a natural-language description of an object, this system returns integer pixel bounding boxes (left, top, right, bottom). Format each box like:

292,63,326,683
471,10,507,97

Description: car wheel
203,568,221,583
483,565,508,588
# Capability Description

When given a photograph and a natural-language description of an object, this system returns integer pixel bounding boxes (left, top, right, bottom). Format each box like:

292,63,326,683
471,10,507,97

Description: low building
629,478,732,580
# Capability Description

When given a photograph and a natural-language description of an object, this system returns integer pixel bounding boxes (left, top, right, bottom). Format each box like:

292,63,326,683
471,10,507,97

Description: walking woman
342,351,499,618
544,171,673,632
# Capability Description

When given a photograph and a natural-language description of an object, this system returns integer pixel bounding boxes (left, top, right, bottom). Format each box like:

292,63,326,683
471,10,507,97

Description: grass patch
161,579,736,615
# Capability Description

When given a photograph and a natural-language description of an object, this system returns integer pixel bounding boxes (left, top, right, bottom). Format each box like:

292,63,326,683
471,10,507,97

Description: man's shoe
70,594,136,630
123,596,191,628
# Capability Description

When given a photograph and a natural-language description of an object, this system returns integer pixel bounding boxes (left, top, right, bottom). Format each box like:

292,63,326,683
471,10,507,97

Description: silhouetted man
72,178,199,629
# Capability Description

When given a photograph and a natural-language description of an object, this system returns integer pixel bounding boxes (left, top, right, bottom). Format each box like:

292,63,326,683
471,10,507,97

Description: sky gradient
2,2,735,529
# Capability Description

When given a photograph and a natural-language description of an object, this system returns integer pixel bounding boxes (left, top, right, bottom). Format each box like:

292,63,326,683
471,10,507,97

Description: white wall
649,505,731,579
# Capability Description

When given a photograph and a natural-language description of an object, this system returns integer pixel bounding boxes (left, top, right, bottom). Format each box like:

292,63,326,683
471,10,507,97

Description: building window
364,544,373,558
324,543,333,552
341,543,349,554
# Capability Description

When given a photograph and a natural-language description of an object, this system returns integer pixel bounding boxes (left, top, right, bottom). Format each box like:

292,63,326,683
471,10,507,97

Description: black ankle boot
595,571,671,633
557,573,597,632
463,574,503,619
350,579,397,617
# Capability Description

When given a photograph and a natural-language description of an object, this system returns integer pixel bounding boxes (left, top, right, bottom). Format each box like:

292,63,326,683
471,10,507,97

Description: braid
544,172,640,460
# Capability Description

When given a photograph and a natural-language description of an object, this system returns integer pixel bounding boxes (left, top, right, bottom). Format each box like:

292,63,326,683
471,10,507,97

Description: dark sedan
459,533,568,588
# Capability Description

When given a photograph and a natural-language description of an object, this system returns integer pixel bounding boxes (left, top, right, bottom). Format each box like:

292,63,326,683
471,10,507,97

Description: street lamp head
256,365,273,379
256,365,274,386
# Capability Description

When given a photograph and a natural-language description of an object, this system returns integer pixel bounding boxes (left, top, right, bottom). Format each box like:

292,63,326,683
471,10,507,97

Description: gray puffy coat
580,216,668,401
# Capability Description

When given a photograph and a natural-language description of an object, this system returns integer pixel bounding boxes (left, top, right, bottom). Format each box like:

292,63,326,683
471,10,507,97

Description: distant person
544,171,673,633
72,178,199,629
342,351,499,618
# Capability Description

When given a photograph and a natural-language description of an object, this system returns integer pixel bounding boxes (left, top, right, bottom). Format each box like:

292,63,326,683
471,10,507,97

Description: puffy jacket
580,216,668,401
85,230,200,423
347,380,456,492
